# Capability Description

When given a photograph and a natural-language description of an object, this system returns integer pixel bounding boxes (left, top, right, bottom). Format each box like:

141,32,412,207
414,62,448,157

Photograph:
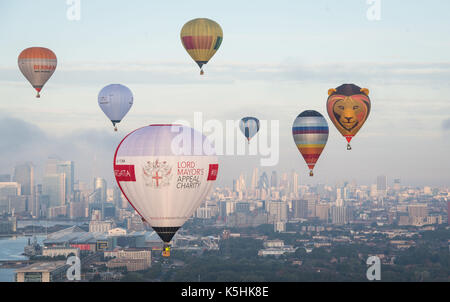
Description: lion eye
338,106,344,110
353,106,359,110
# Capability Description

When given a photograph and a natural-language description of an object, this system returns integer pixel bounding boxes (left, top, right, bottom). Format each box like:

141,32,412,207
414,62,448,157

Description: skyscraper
393,178,401,191
94,177,107,203
43,173,66,207
292,171,299,198
13,162,35,216
270,171,278,189
377,175,387,196
293,200,308,219
13,163,34,196
258,172,269,190
331,206,352,225
44,158,74,203
251,168,258,191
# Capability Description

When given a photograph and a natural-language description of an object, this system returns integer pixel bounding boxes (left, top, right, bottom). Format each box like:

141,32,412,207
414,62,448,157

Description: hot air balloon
114,124,219,257
18,47,57,98
239,117,260,143
180,18,223,75
292,110,329,177
326,84,371,150
98,84,134,132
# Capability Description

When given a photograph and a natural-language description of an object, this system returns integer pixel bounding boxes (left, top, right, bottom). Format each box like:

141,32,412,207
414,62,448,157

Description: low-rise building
42,247,80,258
15,261,68,282
105,249,151,272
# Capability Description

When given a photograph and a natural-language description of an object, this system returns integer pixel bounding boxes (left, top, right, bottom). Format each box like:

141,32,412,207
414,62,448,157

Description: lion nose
345,117,353,122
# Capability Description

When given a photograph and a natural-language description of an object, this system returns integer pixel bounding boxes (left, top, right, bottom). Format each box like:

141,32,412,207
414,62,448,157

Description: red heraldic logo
207,164,219,181
115,165,136,182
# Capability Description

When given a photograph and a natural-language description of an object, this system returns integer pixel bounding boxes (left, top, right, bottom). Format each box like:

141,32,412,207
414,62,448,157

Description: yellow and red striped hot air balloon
18,47,57,98
180,18,223,75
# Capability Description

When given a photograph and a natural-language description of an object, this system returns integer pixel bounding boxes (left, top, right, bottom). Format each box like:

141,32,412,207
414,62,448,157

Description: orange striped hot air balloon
18,47,57,98
180,18,223,75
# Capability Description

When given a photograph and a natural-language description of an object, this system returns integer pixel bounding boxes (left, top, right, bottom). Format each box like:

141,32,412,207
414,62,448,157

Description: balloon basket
162,244,171,258
309,171,314,177
347,144,352,150
200,69,204,76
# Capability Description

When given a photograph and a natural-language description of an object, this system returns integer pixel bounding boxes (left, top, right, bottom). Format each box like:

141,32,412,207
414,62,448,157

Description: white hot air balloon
98,84,134,131
114,124,219,257
18,47,57,98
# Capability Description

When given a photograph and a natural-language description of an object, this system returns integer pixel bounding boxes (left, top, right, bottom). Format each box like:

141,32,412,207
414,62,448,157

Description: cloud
0,114,121,186
2,61,450,87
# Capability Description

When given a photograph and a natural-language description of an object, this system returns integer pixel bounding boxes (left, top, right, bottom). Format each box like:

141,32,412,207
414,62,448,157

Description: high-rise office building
251,168,258,191
292,171,299,198
393,178,401,191
270,171,278,189
44,158,74,204
315,203,329,222
258,172,269,190
377,175,387,196
408,204,428,219
43,174,66,207
267,200,288,223
293,200,308,219
94,177,107,203
331,206,352,225
0,182,21,214
280,172,289,191
13,163,35,216
13,163,34,196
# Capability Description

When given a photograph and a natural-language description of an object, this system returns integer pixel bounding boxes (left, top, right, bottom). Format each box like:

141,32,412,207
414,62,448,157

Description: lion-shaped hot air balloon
326,84,371,150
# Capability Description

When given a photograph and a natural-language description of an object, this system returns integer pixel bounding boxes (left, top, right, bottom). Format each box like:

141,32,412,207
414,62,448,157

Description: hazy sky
0,0,449,188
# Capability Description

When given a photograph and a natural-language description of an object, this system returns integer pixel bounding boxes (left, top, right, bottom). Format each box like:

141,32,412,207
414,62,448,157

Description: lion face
332,97,364,131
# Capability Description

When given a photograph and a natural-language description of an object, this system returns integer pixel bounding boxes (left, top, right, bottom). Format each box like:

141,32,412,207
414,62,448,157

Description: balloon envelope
114,124,219,243
239,117,260,142
326,84,371,149
292,110,329,176
98,84,134,130
18,47,57,98
180,18,223,74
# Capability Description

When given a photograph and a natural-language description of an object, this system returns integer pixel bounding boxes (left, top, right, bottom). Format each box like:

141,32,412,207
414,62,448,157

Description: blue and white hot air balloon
239,117,260,143
98,84,134,131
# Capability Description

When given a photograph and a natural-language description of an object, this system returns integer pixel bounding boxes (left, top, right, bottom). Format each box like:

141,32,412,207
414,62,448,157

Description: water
0,235,46,282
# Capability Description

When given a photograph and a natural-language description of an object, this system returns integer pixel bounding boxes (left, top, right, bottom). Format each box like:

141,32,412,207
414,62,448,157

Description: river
0,235,46,282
